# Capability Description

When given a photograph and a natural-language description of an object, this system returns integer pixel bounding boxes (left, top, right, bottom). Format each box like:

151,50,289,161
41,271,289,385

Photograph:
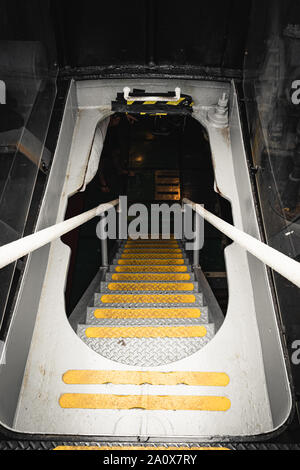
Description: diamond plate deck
85,307,209,325
77,324,215,366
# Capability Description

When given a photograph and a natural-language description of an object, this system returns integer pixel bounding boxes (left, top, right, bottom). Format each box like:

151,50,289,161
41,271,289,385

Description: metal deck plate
77,325,215,366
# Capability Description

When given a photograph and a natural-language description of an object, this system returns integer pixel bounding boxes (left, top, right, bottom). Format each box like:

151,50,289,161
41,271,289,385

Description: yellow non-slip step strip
114,265,188,272
123,249,182,253
54,446,229,450
118,259,185,265
124,247,180,251
59,394,230,411
111,273,191,281
121,253,183,259
106,282,195,291
124,240,180,248
62,370,229,386
85,325,206,338
100,294,196,303
94,308,201,319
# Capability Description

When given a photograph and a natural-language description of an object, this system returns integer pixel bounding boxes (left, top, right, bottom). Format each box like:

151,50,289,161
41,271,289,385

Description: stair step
76,324,214,366
93,292,204,306
100,281,199,292
122,247,181,251
85,306,209,325
83,325,208,338
122,249,182,253
109,265,192,272
105,272,195,281
117,253,184,259
113,259,189,265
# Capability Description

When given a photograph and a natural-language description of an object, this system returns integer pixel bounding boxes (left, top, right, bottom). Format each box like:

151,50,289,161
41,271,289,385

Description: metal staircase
58,236,227,415
76,237,216,368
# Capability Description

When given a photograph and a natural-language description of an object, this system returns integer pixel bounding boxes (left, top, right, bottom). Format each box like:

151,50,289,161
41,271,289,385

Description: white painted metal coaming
0,79,291,438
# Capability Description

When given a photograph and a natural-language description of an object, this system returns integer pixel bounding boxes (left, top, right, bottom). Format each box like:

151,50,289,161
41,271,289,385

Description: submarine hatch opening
0,79,292,440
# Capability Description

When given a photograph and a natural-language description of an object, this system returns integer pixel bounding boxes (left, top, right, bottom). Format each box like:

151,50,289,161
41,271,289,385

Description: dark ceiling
0,0,252,77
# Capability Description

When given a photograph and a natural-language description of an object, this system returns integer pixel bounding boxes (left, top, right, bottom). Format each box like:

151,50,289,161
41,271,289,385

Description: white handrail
123,86,181,102
0,198,119,269
182,198,300,289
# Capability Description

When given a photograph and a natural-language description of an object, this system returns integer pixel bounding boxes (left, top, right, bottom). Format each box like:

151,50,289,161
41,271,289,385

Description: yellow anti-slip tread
115,265,188,272
123,249,182,253
111,273,191,281
62,370,229,386
107,282,195,291
85,325,206,338
100,294,196,303
124,244,180,247
54,446,229,450
59,394,231,411
94,308,201,319
125,239,179,245
125,241,179,245
117,259,185,265
121,253,183,259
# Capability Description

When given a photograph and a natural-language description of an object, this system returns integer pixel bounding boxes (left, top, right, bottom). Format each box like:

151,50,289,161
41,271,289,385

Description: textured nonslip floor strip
53,446,230,450
85,325,207,338
62,370,229,386
99,294,196,303
114,265,188,272
117,259,185,265
111,273,192,281
120,253,183,259
124,246,181,249
93,307,201,319
59,394,231,411
123,250,182,254
107,282,195,291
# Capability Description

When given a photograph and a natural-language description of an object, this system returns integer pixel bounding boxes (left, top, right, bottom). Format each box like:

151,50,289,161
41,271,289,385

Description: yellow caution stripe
125,241,179,246
93,307,201,319
111,273,191,281
123,249,182,253
85,325,206,338
54,446,230,450
63,370,229,386
121,253,183,259
128,235,176,239
59,394,230,411
117,259,185,265
107,282,195,291
100,294,196,303
115,265,188,272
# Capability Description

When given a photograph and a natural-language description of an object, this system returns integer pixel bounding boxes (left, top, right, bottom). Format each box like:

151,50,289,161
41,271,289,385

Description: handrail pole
193,210,201,268
0,198,119,270
182,197,300,289
99,212,108,267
